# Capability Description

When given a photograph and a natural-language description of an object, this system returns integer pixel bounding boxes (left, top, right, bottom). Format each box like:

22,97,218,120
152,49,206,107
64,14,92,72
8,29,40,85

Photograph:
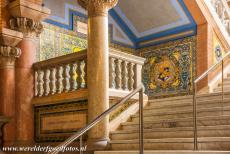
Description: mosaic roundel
149,56,179,89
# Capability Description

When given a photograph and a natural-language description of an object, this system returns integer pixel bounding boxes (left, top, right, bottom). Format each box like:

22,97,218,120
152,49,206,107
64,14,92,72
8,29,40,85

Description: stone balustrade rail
34,50,87,97
33,49,145,98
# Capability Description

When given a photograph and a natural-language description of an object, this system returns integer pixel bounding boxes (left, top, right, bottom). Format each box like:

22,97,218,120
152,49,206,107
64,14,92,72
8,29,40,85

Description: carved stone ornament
0,46,21,68
78,0,118,17
9,17,43,38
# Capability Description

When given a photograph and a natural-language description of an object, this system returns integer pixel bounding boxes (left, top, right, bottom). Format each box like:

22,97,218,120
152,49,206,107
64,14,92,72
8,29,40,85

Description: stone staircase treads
110,137,230,150
108,80,230,151
111,125,230,140
121,115,230,130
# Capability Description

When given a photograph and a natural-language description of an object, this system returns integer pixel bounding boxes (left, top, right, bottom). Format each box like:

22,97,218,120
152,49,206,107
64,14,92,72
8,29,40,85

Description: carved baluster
216,0,223,17
34,71,38,96
50,67,57,94
70,62,78,91
63,64,70,92
109,57,116,89
56,66,63,93
44,68,51,96
128,62,135,91
122,61,128,90
37,70,44,97
115,59,122,89
78,60,86,88
83,60,87,88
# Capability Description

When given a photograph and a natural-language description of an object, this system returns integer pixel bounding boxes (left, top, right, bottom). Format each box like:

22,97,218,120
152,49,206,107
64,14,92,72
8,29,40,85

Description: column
0,28,23,146
8,0,50,144
78,0,118,149
0,116,10,149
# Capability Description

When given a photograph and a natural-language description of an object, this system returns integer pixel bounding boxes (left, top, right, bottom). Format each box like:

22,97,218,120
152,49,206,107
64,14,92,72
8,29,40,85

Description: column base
86,138,110,151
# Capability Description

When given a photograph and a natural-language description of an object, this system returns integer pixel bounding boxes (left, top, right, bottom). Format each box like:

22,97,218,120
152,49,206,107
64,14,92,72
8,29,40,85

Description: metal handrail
48,85,145,154
193,51,230,150
194,51,230,83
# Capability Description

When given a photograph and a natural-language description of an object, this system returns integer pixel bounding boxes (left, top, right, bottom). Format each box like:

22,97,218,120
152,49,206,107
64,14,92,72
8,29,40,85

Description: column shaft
87,15,109,140
0,67,16,146
15,38,36,141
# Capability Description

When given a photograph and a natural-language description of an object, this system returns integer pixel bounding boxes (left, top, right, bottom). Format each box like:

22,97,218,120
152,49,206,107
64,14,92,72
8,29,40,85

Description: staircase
214,74,230,92
95,80,230,153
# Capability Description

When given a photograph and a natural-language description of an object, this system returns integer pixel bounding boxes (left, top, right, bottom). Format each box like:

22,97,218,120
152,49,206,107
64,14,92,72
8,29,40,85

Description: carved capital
78,0,118,17
0,46,21,68
9,17,43,38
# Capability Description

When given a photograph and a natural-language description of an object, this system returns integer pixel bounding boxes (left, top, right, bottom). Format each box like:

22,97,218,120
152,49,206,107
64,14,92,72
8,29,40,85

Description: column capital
78,0,118,17
0,28,23,68
9,17,43,38
8,0,50,38
0,46,21,68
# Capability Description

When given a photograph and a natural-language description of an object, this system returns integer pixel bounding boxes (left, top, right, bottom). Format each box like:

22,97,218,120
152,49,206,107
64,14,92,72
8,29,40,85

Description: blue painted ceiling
44,0,197,48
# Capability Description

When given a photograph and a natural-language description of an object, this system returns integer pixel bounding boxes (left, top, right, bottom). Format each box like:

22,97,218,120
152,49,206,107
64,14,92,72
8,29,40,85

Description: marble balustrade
33,49,145,98
211,0,230,35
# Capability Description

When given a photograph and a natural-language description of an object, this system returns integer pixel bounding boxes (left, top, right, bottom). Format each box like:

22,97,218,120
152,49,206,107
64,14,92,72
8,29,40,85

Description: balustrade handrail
48,84,145,154
33,50,87,69
34,49,145,70
109,48,146,65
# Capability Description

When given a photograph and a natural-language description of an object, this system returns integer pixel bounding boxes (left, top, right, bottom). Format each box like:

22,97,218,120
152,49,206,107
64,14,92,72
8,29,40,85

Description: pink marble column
0,29,22,146
8,0,50,143
0,68,16,146
15,38,37,142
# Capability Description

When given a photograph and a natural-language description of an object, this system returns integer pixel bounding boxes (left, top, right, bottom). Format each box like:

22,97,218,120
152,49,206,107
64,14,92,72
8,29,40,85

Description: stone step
146,99,230,113
121,115,230,130
111,125,230,140
110,137,230,150
217,80,230,87
148,95,229,108
95,151,230,154
150,92,230,104
131,106,230,122
214,86,230,92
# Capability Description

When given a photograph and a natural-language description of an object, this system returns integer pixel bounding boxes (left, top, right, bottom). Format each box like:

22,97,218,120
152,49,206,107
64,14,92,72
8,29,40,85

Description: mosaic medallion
151,56,179,89
141,36,196,98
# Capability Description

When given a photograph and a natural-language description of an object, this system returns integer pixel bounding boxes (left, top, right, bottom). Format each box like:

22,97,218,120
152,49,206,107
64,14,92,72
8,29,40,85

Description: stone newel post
78,0,118,149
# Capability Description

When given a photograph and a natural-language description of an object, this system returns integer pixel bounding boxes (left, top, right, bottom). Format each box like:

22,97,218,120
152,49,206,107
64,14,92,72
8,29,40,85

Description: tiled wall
140,36,196,98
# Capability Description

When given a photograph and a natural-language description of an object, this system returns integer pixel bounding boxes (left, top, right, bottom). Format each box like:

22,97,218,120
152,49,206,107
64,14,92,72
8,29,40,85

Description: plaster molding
78,0,118,17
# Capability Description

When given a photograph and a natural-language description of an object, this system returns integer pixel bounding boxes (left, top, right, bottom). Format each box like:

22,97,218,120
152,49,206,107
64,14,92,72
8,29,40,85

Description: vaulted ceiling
44,0,196,48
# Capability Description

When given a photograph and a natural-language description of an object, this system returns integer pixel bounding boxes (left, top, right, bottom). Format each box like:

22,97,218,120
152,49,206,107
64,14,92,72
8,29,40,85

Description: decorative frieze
9,17,43,38
78,0,118,17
